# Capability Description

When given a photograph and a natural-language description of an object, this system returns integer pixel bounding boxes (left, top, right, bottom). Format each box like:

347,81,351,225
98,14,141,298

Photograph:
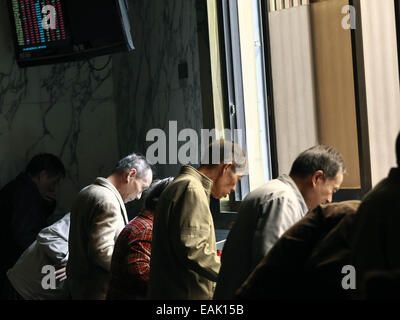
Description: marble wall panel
0,0,204,219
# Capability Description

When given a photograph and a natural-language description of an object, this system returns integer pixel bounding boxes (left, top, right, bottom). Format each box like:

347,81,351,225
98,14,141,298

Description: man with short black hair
0,153,65,299
214,145,345,299
67,153,152,300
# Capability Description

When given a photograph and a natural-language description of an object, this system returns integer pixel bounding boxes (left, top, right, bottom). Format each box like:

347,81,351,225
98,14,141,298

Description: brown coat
237,200,361,299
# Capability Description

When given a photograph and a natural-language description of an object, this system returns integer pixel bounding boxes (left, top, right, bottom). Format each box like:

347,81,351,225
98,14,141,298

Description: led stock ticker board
10,0,68,52
8,0,134,67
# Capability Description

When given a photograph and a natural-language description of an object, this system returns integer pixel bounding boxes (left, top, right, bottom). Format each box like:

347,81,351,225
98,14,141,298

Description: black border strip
395,0,400,81
350,0,372,196
260,0,279,179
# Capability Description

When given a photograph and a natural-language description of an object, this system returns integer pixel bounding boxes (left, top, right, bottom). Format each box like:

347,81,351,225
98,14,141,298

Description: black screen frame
6,0,134,67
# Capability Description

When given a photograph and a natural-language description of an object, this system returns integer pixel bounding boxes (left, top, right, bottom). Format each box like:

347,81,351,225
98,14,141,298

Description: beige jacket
148,166,220,300
67,178,128,300
214,174,308,299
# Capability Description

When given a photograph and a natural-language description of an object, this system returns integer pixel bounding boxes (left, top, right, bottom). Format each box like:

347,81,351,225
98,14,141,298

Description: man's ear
311,170,324,187
122,169,136,183
128,168,137,179
222,163,232,173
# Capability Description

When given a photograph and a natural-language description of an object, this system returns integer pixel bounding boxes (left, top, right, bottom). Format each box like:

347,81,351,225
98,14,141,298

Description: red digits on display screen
13,0,67,47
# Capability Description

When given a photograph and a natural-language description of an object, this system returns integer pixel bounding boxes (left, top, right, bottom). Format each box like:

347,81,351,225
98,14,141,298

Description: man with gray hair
148,139,247,300
67,153,152,299
214,145,345,299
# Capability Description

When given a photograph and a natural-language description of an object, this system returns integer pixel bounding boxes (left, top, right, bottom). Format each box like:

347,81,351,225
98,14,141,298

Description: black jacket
0,173,56,276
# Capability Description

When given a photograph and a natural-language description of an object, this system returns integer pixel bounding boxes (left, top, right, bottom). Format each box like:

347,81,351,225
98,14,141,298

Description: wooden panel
310,0,361,188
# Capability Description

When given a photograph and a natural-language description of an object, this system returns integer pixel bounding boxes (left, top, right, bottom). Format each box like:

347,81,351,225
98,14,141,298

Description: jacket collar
180,165,213,195
278,174,309,216
138,209,154,221
93,177,129,225
389,167,400,182
18,172,41,196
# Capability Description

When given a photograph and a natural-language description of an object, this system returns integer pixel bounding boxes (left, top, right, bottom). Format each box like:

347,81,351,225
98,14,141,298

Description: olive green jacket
148,166,220,299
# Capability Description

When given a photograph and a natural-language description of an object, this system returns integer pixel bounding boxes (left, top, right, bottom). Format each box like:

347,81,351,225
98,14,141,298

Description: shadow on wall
0,0,206,220
0,0,119,218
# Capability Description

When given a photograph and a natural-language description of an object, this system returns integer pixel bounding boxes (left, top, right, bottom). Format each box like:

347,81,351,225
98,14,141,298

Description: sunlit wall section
268,4,319,175
360,0,400,186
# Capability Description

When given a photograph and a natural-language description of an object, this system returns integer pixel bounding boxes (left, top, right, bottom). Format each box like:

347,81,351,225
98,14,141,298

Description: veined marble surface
113,0,204,216
0,0,118,219
113,0,203,178
0,0,204,219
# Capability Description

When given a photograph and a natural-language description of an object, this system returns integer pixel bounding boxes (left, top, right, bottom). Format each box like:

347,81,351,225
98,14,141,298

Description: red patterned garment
107,209,154,300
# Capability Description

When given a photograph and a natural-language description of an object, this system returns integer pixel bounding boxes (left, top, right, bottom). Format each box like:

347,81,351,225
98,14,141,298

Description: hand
44,192,57,202
54,263,67,282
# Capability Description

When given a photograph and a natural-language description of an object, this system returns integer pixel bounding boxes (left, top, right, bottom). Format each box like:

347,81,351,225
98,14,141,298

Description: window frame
218,0,278,209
